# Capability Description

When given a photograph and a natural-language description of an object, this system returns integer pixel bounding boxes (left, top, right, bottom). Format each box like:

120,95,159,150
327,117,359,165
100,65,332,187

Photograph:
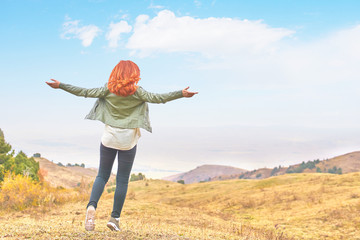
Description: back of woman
46,60,198,232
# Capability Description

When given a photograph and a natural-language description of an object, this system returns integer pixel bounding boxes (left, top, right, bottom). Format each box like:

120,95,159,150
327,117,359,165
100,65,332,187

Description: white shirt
101,125,141,150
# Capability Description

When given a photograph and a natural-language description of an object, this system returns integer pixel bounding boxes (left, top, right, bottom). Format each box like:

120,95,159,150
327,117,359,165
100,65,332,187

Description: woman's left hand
46,79,60,89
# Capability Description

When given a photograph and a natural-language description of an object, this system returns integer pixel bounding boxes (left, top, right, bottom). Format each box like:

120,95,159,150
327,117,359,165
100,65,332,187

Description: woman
46,60,198,231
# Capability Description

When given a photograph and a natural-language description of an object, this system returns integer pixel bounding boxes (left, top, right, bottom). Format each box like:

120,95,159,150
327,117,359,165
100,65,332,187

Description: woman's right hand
182,87,198,98
46,79,60,89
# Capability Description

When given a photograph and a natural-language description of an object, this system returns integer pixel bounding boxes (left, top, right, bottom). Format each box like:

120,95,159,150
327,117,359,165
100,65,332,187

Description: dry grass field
1,172,360,239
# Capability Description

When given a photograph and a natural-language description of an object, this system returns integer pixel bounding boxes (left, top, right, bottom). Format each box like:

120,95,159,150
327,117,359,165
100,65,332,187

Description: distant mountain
34,157,115,188
211,151,360,181
316,151,360,173
162,164,247,184
163,151,360,184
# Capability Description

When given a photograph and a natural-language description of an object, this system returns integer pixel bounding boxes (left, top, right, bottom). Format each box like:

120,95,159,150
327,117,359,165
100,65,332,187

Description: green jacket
59,83,184,132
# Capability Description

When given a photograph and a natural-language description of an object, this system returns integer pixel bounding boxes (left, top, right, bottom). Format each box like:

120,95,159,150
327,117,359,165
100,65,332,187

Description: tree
327,166,342,174
130,173,146,182
0,129,14,181
271,167,280,176
0,129,39,182
177,179,185,184
0,129,13,165
13,151,39,181
57,162,64,167
328,166,337,174
286,159,319,174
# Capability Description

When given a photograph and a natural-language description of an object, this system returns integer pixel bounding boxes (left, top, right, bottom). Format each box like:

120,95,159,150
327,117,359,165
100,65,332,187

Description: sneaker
85,206,96,231
107,217,120,231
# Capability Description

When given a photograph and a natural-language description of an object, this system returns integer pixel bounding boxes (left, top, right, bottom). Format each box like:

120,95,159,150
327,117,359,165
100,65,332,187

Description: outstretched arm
136,86,198,103
45,79,109,98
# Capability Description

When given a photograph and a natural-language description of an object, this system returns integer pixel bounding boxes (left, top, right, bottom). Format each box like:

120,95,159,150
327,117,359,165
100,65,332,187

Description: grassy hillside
130,173,360,239
212,151,360,181
163,164,247,184
34,157,115,188
1,172,360,239
316,151,360,173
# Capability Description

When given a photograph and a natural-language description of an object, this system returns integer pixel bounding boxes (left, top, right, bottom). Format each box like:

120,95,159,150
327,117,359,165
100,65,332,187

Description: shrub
177,179,185,184
65,162,85,168
271,167,280,176
57,162,64,167
0,173,90,211
328,166,342,175
238,173,245,179
130,173,145,182
0,173,43,210
107,186,116,193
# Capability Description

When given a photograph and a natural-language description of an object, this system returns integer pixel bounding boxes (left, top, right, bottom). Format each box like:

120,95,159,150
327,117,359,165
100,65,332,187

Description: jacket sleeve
135,86,184,103
59,83,109,98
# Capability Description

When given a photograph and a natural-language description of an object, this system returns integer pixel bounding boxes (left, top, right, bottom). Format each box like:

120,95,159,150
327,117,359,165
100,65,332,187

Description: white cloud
276,24,360,85
106,21,132,48
194,0,201,7
174,22,360,89
126,10,294,57
148,1,164,9
61,17,101,47
121,14,129,19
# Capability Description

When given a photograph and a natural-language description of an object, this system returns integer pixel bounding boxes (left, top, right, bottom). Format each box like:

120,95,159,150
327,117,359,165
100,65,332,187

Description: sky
2,0,360,179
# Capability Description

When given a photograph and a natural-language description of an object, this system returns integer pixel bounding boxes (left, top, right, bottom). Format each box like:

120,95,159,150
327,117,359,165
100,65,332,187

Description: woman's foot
85,206,96,231
107,217,120,231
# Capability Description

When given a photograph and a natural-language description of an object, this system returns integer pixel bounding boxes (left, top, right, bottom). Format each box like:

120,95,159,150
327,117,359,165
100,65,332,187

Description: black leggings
87,143,136,218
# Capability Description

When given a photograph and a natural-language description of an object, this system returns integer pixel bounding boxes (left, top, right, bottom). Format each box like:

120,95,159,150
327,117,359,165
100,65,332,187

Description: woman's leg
87,143,117,209
111,145,137,218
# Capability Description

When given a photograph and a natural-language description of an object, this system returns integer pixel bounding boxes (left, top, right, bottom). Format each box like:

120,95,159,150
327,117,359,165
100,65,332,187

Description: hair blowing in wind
107,60,141,97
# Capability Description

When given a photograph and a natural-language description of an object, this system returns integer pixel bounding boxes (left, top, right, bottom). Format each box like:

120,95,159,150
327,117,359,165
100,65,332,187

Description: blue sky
2,0,360,178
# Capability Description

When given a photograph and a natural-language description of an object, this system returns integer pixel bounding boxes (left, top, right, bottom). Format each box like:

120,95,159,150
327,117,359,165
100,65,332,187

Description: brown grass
2,172,360,239
0,173,90,211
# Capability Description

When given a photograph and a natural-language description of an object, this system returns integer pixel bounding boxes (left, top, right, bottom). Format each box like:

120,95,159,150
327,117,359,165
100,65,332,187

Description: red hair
107,60,140,97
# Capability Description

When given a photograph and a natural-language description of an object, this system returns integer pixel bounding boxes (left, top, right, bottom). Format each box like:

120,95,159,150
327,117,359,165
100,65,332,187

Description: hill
162,164,247,184
34,157,115,188
2,172,360,239
210,151,360,181
316,151,360,173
